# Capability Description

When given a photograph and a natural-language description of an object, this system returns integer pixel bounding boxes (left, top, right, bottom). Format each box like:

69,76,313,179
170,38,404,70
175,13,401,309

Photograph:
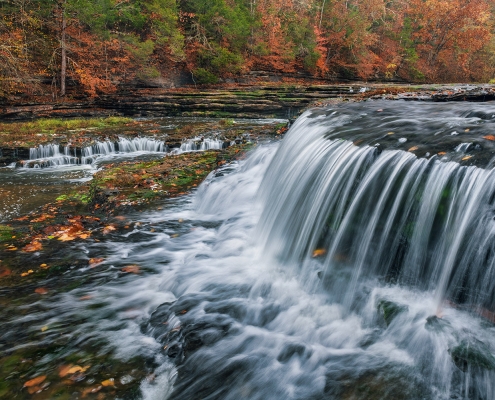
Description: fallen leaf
122,265,140,274
23,241,42,252
103,225,116,235
23,375,46,387
408,146,419,152
101,378,115,387
79,295,93,301
387,132,394,135
465,129,470,132
35,287,48,295
312,249,327,258
59,365,90,378
7,246,18,251
462,155,473,161
58,233,76,241
0,267,11,278
438,152,447,156
21,270,34,277
483,135,495,141
40,263,49,268
89,258,104,267
41,326,48,332
78,233,91,239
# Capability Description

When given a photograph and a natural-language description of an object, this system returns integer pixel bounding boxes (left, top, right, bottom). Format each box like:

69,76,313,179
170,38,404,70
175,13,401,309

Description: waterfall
259,110,495,312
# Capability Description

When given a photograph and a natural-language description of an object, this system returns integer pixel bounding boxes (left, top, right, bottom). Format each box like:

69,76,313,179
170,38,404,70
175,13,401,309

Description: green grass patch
0,116,133,136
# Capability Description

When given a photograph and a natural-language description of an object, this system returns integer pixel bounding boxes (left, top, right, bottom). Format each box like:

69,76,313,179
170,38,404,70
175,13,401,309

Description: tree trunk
60,0,67,97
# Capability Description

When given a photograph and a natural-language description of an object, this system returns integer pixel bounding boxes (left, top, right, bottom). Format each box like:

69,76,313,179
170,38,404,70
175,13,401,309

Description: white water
5,105,495,399
24,136,225,168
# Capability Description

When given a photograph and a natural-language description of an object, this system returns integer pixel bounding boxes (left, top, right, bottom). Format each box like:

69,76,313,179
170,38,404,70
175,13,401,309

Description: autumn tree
402,0,494,82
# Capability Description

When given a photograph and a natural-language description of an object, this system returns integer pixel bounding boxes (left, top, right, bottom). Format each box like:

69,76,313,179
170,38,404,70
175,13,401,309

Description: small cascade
26,144,79,167
23,136,225,168
178,137,224,153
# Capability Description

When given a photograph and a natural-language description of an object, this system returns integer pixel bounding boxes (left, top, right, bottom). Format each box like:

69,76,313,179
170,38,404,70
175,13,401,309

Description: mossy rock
449,338,495,371
377,299,408,326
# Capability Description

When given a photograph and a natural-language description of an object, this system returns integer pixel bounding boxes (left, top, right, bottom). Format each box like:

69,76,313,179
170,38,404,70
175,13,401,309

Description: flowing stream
3,101,495,399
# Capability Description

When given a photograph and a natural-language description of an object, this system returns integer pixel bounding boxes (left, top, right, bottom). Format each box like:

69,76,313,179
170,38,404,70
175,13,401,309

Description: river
2,101,495,399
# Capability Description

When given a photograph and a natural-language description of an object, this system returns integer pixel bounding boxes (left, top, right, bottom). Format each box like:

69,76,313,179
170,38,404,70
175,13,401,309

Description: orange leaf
312,249,327,258
58,233,76,241
89,258,104,267
408,146,418,152
484,135,495,141
35,287,48,295
23,241,42,252
438,152,447,156
122,265,140,274
23,375,46,387
0,267,11,278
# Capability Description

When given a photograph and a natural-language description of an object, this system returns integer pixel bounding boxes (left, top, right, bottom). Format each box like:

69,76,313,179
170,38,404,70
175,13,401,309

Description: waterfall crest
259,110,495,311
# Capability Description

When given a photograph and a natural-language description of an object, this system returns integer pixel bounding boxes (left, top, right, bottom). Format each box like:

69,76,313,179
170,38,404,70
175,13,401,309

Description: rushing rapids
3,102,495,399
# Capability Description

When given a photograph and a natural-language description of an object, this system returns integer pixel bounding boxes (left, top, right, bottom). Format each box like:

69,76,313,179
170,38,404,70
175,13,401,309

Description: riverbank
5,83,494,123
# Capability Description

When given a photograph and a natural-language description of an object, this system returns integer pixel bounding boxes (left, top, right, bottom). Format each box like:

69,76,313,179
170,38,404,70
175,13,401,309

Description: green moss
0,116,133,136
377,299,408,326
450,339,495,371
0,225,15,242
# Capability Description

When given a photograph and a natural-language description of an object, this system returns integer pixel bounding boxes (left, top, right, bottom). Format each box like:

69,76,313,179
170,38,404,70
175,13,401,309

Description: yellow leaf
462,155,473,161
103,225,116,235
41,326,48,332
101,378,115,387
387,132,394,135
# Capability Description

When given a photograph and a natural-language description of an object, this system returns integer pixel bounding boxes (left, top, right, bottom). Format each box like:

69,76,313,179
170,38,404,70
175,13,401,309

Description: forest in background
1,0,495,100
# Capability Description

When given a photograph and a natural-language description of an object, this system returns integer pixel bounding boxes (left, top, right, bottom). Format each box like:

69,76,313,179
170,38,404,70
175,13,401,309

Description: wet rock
425,315,451,332
377,300,408,326
449,338,495,372
277,343,311,363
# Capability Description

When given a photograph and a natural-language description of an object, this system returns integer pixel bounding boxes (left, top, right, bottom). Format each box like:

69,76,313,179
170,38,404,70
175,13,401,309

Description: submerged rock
449,338,495,372
377,300,408,327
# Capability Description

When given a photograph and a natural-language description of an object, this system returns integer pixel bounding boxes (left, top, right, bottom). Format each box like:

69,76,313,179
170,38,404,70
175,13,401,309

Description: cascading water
24,136,225,168
177,137,224,153
4,102,495,399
